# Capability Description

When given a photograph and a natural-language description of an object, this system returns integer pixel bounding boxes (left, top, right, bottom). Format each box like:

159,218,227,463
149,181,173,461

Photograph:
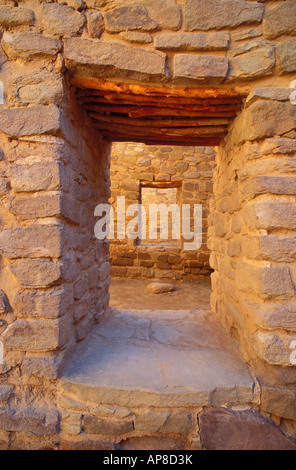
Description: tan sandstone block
1,32,62,60
2,316,71,352
262,0,296,39
0,225,64,259
261,384,296,420
64,37,169,83
0,5,34,27
41,3,85,36
7,161,67,192
242,235,296,263
0,105,63,138
235,261,295,299
237,101,296,143
9,259,62,288
82,415,133,435
253,330,296,366
185,0,263,31
14,286,74,319
174,54,229,85
243,200,296,231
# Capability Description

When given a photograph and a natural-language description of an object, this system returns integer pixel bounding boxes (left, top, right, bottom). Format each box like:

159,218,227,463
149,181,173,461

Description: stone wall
209,94,296,429
110,142,214,280
0,0,295,449
0,18,111,445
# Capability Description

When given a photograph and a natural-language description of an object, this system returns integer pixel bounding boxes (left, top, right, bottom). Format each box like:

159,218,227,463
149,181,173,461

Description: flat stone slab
61,309,254,408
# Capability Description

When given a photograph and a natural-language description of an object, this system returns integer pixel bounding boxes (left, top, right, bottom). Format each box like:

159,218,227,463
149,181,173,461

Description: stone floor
109,278,212,311
59,279,258,448
61,307,254,408
58,281,296,449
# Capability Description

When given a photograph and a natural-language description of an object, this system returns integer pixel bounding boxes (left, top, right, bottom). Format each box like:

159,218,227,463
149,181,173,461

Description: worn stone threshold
60,308,254,408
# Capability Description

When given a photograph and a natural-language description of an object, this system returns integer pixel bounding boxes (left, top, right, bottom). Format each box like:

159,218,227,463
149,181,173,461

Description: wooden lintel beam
76,90,242,107
97,129,224,143
83,104,237,118
88,112,232,128
79,96,241,112
103,136,221,146
71,76,244,99
141,181,182,188
91,121,228,137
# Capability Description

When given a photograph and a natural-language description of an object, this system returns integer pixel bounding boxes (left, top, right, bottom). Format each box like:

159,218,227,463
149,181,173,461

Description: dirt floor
109,277,212,311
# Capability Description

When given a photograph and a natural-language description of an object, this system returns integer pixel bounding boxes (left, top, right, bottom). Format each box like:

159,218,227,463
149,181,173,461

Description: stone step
60,308,254,409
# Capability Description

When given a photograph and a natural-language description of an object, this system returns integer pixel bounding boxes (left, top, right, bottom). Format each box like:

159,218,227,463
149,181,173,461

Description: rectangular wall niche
140,185,180,247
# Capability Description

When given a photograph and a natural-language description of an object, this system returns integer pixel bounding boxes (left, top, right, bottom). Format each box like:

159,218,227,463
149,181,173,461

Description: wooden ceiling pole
73,76,243,146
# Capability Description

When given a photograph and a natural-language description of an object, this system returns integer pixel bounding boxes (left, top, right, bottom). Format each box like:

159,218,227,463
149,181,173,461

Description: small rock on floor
147,283,176,294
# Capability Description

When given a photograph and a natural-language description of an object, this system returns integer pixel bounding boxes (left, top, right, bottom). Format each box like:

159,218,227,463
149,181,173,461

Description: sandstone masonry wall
0,0,295,449
110,142,214,280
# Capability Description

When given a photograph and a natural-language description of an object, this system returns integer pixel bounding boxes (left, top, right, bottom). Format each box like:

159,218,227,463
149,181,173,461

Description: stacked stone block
109,143,214,280
0,0,295,449
208,92,296,433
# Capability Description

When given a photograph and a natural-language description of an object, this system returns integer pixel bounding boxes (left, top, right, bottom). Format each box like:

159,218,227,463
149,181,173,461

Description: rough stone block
155,32,229,52
135,410,169,432
64,37,169,83
104,5,158,33
8,192,83,224
0,105,63,138
261,138,296,155
86,11,104,39
237,101,296,143
7,161,66,193
0,5,34,27
2,316,71,352
0,404,59,436
199,408,296,450
74,278,89,301
41,3,85,36
243,297,296,331
276,38,296,75
185,0,264,31
235,261,295,299
85,0,106,7
232,27,262,43
243,200,296,231
22,353,65,379
9,259,62,288
14,286,74,319
120,32,152,44
242,235,296,263
9,193,61,220
8,72,64,106
98,262,111,281
136,0,182,31
0,225,64,259
174,54,229,84
134,410,193,435
82,415,133,435
1,32,62,60
246,88,291,107
241,176,296,200
253,330,296,366
229,40,275,80
261,384,296,420
263,0,296,39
